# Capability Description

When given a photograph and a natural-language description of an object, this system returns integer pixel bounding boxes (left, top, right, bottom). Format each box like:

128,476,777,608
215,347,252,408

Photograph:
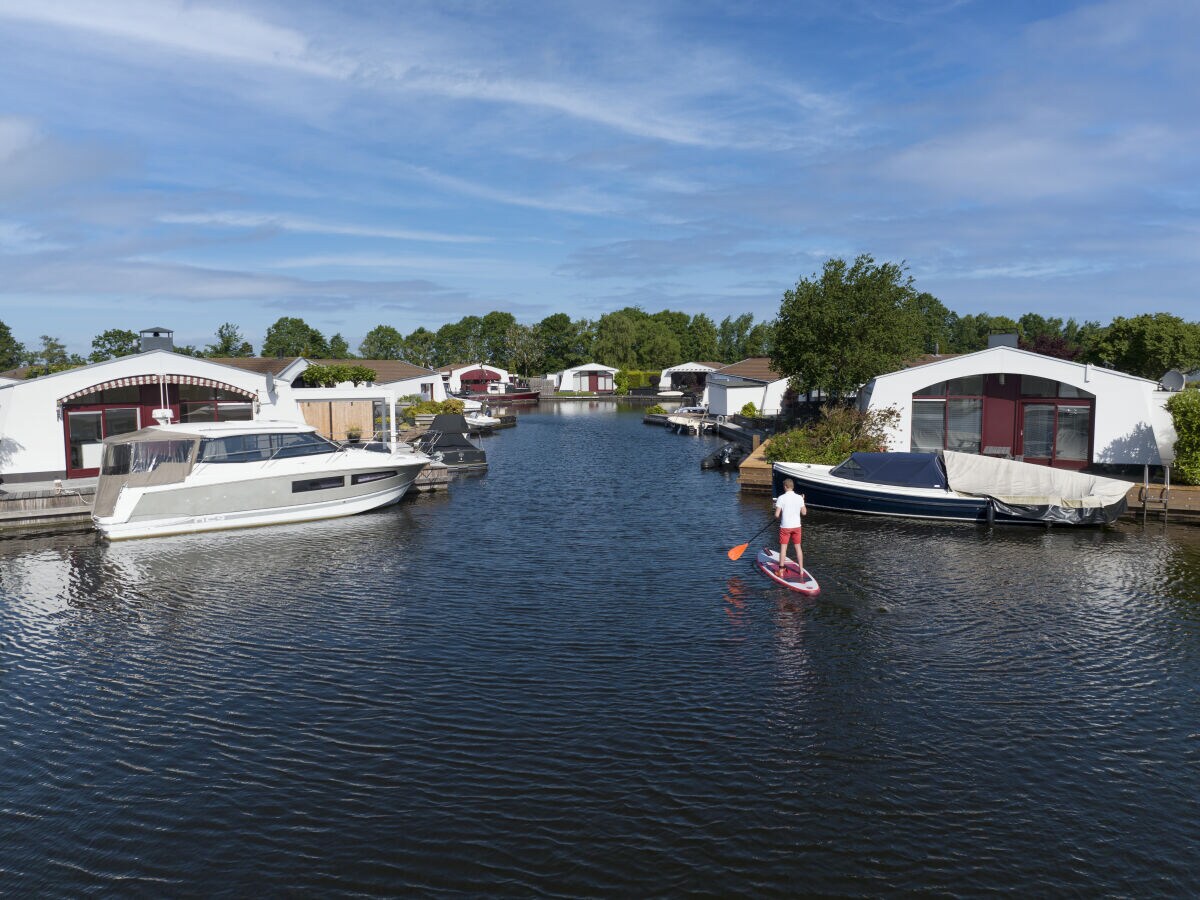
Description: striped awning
59,374,257,403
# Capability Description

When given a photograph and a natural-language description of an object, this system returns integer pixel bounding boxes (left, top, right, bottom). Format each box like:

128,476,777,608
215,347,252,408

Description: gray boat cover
942,451,1129,509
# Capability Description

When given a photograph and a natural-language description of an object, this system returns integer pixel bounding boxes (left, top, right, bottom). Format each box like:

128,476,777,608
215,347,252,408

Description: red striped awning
59,374,257,403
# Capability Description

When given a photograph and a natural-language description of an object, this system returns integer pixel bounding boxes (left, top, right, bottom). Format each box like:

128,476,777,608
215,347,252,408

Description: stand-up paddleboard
755,548,820,595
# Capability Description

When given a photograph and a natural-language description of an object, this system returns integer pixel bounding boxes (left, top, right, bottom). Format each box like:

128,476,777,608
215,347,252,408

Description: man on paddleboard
774,478,807,574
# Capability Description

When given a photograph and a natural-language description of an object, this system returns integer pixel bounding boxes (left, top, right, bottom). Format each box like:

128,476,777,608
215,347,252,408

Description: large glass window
103,408,139,437
1055,406,1091,461
947,399,983,453
199,431,338,463
947,375,983,396
68,411,103,469
1022,404,1056,458
913,381,946,397
911,400,946,452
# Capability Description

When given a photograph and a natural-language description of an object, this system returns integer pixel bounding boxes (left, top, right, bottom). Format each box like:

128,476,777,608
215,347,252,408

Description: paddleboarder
774,478,807,574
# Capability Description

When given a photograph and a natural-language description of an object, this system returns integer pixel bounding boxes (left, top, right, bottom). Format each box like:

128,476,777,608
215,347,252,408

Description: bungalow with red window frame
857,343,1177,469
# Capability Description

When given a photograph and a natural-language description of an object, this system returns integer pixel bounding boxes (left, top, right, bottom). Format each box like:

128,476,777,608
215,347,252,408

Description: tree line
3,263,1197,385
770,254,1200,394
0,309,774,375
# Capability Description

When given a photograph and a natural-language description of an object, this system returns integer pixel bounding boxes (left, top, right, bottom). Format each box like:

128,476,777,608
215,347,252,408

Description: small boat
755,549,820,594
464,410,501,429
457,383,540,403
92,421,430,540
701,442,748,470
411,413,488,468
773,451,1129,526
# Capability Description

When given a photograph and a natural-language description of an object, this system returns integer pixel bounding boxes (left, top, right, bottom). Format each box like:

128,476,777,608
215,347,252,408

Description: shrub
740,401,759,417
764,405,900,466
303,363,377,386
1167,387,1200,485
647,404,666,414
402,398,465,422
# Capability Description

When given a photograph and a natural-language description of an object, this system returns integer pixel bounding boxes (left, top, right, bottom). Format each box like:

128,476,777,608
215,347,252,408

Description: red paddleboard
755,548,820,595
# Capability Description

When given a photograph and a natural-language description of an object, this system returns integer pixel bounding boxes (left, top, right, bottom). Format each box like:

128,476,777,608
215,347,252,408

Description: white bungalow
437,362,513,395
704,358,790,416
549,363,619,394
658,361,722,394
858,344,1178,469
0,350,299,484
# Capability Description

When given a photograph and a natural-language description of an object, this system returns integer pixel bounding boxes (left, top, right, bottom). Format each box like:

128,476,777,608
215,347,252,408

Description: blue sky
0,0,1197,356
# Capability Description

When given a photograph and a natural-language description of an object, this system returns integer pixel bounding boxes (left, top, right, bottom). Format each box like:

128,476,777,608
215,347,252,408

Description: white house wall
0,351,299,481
707,380,787,416
859,346,1170,465
444,364,510,393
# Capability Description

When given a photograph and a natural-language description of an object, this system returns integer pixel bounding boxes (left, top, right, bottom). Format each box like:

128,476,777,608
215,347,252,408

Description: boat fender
986,498,995,528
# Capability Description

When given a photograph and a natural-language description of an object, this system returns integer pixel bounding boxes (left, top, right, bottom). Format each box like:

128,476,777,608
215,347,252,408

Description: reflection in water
1,405,1199,896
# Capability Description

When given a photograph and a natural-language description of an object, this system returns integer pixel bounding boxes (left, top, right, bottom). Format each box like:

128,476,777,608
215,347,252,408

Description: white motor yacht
92,421,431,540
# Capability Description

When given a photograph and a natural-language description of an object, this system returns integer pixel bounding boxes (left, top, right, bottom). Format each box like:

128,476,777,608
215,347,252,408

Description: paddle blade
727,542,750,561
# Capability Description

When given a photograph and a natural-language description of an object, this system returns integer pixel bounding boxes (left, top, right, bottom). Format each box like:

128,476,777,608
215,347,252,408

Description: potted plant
345,425,362,443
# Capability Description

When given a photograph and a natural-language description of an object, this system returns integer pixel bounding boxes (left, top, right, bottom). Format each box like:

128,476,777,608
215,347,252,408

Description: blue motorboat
772,451,1129,526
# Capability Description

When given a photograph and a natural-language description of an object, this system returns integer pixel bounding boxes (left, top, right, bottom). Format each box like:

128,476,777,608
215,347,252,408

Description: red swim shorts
778,526,802,545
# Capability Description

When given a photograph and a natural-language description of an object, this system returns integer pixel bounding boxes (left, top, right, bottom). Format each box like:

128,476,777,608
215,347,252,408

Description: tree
25,335,85,368
1084,313,1200,379
480,311,517,368
946,313,1020,353
504,322,543,376
359,325,405,360
651,310,691,360
536,313,586,371
911,293,954,354
89,329,140,362
328,333,352,358
433,316,484,366
637,319,682,369
592,311,640,369
718,313,754,362
205,322,253,357
745,322,774,357
0,320,25,370
687,313,719,362
262,317,329,358
771,254,926,399
402,327,437,368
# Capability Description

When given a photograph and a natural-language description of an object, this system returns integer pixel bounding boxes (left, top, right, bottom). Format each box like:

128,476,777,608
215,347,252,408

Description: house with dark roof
703,358,791,416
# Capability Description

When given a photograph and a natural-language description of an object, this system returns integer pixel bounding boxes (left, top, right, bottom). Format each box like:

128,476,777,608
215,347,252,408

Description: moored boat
92,421,430,540
773,451,1129,526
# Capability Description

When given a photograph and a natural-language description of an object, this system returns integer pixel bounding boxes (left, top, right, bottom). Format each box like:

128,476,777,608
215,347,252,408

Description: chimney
140,326,175,352
987,333,1018,349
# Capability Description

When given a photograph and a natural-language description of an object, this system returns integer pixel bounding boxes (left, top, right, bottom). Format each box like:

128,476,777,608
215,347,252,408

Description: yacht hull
95,465,424,540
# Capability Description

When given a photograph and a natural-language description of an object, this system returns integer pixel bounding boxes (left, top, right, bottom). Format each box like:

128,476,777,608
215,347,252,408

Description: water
2,403,1198,895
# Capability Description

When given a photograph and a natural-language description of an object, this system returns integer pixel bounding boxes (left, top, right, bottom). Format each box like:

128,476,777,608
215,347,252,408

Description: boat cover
425,414,481,449
942,451,1130,510
829,452,948,489
93,429,202,517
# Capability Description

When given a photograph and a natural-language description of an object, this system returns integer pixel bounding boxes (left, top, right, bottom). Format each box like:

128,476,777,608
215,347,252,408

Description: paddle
727,518,776,561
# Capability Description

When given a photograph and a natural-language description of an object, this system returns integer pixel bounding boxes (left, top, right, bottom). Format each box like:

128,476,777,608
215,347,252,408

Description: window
352,470,398,485
199,431,338,463
292,475,345,493
913,381,946,397
946,399,982,453
911,400,946,452
1021,376,1058,397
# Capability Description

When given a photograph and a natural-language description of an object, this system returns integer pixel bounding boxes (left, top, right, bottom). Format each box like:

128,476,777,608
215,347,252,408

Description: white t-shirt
775,491,806,528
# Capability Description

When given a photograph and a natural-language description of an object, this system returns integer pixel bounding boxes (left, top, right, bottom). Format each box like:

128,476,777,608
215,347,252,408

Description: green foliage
764,405,901,466
262,317,329,358
397,394,423,404
0,320,24,370
688,313,719,362
302,363,377,386
740,401,759,417
402,398,465,422
771,255,926,398
89,328,140,362
24,335,85,369
1084,313,1200,379
505,322,543,376
24,362,82,378
1167,388,1200,485
647,404,667,414
205,322,253,357
359,325,405,360
536,313,592,372
402,327,437,368
328,333,352,358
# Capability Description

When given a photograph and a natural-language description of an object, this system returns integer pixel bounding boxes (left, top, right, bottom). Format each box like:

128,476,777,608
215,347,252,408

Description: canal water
1,403,1198,895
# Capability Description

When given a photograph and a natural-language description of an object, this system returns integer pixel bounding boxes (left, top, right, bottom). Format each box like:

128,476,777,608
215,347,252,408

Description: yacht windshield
198,431,338,463
102,439,196,476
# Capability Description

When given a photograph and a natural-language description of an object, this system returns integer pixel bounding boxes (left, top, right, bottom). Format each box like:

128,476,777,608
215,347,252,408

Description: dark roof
714,357,782,382
902,353,965,369
214,357,437,382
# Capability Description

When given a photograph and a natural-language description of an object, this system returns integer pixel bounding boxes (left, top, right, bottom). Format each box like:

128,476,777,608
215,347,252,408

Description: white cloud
159,211,489,244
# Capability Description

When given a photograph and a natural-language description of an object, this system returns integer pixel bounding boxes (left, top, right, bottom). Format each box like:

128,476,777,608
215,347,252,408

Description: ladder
1138,464,1170,524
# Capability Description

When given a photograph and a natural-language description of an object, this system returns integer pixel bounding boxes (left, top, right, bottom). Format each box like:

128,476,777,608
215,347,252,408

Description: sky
1,0,1197,356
